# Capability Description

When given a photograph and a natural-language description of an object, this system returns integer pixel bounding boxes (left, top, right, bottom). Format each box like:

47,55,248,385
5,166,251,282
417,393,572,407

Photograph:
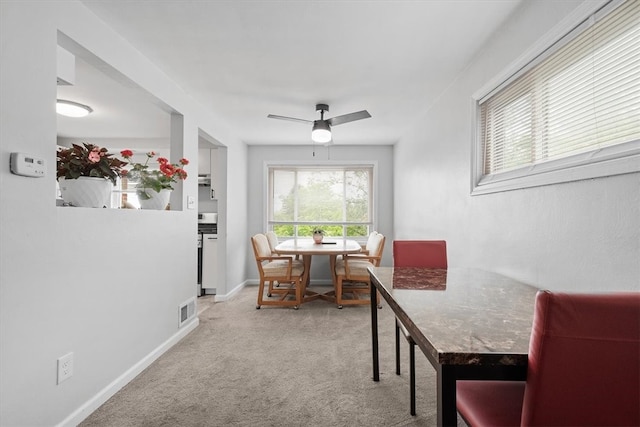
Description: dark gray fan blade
327,110,371,126
267,114,313,125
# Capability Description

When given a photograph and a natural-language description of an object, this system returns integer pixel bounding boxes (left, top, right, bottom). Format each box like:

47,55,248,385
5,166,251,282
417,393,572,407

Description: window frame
471,0,640,195
264,160,378,242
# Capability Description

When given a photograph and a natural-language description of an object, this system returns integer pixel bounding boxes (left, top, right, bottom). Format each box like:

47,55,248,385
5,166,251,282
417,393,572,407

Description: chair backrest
251,233,272,259
364,231,380,253
393,240,447,268
522,290,640,426
367,233,385,266
265,231,279,254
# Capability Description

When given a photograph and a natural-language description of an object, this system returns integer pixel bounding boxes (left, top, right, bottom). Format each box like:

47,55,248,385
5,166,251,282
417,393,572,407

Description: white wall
394,0,640,292
247,144,394,284
0,1,247,425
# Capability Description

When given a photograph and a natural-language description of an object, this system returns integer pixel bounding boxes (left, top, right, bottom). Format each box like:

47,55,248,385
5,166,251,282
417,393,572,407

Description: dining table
274,238,362,304
368,266,539,426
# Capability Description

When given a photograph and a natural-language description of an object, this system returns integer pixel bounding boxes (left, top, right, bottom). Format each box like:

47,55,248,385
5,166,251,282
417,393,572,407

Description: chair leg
409,340,416,416
336,277,344,308
395,319,401,375
256,279,266,308
295,278,302,309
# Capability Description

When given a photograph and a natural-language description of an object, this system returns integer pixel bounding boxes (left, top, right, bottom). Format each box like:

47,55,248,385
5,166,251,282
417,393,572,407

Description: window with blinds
473,0,639,194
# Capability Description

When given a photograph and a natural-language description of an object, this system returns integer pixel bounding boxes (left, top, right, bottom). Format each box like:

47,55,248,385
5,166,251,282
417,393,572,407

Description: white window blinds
480,0,640,176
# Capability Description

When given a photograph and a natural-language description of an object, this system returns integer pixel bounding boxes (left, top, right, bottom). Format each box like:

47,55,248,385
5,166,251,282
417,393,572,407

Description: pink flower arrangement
57,143,127,185
120,150,189,200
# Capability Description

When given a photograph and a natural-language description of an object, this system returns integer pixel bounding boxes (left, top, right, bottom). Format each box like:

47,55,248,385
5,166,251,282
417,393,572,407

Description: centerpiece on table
120,150,189,210
57,143,127,208
313,227,325,244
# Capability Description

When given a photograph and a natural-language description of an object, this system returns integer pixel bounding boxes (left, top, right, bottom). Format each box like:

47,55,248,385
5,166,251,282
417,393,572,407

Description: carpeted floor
81,286,466,426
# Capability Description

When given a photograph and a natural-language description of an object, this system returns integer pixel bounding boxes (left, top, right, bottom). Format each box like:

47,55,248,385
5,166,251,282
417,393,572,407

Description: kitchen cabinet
198,148,211,175
198,148,218,200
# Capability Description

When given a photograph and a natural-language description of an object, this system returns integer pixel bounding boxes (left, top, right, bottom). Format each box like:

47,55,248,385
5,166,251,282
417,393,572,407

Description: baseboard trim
57,317,200,427
214,280,247,301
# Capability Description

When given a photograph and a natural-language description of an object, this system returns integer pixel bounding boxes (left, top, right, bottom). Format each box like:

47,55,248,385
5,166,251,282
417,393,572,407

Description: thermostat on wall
10,152,46,177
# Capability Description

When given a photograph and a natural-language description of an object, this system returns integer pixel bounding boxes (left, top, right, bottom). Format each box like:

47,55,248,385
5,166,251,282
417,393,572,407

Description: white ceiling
60,0,523,146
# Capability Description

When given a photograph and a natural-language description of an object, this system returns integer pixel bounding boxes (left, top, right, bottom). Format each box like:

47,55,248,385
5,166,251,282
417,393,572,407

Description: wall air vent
178,297,197,327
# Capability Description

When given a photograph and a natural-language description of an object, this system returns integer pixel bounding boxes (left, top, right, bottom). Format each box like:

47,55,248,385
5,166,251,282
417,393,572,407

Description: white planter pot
139,188,171,210
58,177,112,208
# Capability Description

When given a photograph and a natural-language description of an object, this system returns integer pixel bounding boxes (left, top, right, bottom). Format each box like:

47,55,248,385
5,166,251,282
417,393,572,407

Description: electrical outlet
57,352,74,384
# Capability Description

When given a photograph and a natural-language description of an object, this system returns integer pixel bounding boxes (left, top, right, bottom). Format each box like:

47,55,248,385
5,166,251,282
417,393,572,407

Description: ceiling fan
268,104,371,144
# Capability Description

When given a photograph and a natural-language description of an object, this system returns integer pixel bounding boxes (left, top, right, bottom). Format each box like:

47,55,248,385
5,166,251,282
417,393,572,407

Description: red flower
179,158,189,166
120,149,133,158
120,169,128,176
160,163,176,178
146,151,156,158
176,168,188,180
157,157,169,165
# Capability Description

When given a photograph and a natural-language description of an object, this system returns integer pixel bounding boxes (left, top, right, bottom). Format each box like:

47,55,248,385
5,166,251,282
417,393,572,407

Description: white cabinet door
201,235,218,291
198,149,211,175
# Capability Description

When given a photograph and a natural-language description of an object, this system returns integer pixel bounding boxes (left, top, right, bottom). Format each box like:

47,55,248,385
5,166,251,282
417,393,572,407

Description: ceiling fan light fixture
312,120,331,143
56,99,93,118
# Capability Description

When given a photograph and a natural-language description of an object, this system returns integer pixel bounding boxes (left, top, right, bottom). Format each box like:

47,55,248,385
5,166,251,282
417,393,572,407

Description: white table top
275,238,362,255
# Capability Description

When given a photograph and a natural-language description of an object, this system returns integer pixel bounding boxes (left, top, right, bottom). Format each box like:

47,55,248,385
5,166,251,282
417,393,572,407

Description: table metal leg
437,365,458,427
410,342,416,416
370,281,379,381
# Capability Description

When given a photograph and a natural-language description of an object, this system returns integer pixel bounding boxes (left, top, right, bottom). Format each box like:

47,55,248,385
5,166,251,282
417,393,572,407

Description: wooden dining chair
457,290,640,426
392,240,447,416
333,232,385,309
251,233,305,309
331,231,381,286
264,230,293,294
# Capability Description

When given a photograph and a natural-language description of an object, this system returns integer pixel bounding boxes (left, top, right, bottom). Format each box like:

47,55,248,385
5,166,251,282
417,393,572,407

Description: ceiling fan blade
267,114,313,125
327,110,371,126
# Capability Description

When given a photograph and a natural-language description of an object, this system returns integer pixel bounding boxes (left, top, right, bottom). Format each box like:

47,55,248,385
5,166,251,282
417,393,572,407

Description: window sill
471,140,640,195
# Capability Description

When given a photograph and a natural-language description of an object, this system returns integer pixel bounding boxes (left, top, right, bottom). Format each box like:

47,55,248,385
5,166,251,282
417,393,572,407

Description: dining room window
472,0,640,194
267,164,374,239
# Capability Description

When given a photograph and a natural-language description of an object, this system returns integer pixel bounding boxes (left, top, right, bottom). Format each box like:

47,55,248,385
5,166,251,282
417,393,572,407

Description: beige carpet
81,286,466,426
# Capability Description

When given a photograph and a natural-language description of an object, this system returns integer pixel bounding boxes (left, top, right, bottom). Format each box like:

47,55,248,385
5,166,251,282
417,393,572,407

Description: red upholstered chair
457,290,640,426
392,240,447,416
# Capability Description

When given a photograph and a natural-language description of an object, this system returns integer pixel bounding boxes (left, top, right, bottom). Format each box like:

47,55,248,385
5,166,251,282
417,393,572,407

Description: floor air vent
179,297,197,327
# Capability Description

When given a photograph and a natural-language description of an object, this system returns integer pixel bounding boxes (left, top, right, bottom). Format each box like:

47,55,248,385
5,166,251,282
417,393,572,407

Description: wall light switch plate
187,196,195,209
10,152,45,177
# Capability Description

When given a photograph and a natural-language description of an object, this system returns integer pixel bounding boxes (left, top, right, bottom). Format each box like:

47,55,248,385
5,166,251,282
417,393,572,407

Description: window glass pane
272,169,295,222
297,170,342,222
345,170,370,222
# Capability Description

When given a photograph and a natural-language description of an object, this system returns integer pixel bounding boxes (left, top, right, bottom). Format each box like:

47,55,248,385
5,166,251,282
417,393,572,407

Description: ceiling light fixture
311,120,331,143
56,99,93,117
